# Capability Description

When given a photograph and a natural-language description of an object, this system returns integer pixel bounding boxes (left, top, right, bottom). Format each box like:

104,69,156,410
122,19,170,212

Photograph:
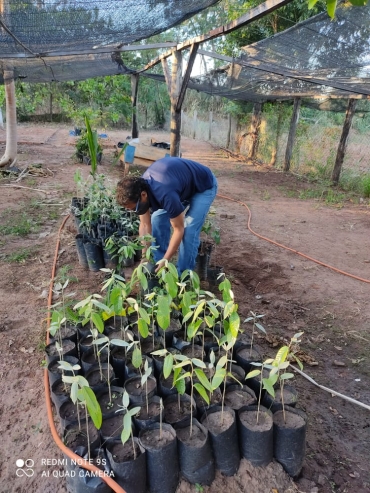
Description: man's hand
155,259,167,272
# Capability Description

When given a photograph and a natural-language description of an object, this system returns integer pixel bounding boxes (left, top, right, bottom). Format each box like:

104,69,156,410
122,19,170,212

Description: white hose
292,366,370,412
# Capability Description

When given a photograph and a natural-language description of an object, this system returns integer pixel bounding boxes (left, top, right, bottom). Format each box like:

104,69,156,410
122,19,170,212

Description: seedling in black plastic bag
118,390,140,459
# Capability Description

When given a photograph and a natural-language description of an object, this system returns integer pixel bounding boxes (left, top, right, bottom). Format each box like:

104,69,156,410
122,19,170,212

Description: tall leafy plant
85,114,99,179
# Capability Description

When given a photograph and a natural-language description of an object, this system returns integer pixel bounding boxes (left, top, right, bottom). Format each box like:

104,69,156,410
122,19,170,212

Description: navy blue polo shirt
142,157,214,218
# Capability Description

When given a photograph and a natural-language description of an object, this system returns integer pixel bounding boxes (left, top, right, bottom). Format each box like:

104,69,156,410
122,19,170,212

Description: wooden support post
208,110,213,141
192,110,197,139
170,50,182,157
331,98,356,185
161,58,171,93
130,74,139,139
284,97,301,172
226,113,232,148
247,102,263,160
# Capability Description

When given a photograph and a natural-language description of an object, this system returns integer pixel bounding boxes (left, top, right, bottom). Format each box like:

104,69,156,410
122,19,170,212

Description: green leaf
274,346,289,366
132,346,142,369
228,311,240,338
194,383,210,405
85,115,98,177
151,349,168,356
138,318,149,338
174,354,188,362
80,386,102,429
182,311,193,324
348,0,368,4
308,0,319,7
122,391,130,409
194,369,212,391
211,368,226,389
280,372,294,380
164,271,178,298
246,369,261,379
204,315,214,328
71,382,78,404
255,323,266,334
192,300,205,322
181,291,192,314
174,360,190,369
58,361,74,372
128,407,141,417
156,295,171,330
269,373,279,386
262,378,275,398
226,372,242,387
138,307,150,324
163,353,174,379
175,376,186,395
187,319,202,339
167,262,179,280
207,302,219,318
62,375,78,384
110,339,129,347
292,354,304,370
91,312,104,333
192,358,206,368
216,355,228,369
120,426,131,445
326,0,337,18
223,300,234,319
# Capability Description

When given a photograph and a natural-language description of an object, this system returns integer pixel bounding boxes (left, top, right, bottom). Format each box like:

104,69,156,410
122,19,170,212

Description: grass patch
56,264,78,284
4,248,35,263
0,212,37,236
0,199,64,237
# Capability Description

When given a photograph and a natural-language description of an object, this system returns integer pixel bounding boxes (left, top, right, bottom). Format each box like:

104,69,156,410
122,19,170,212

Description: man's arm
162,213,185,263
139,210,152,257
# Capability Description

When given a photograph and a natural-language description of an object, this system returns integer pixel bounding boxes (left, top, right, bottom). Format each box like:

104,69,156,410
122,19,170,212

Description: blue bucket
124,145,136,164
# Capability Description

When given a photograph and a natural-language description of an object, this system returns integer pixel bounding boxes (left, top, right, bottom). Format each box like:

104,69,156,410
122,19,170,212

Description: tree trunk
131,74,139,139
283,98,301,172
247,102,263,160
0,70,17,168
270,102,283,166
170,50,182,157
331,98,356,185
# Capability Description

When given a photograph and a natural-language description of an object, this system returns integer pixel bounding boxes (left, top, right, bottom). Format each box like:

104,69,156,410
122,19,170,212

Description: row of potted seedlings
70,173,142,273
46,259,307,493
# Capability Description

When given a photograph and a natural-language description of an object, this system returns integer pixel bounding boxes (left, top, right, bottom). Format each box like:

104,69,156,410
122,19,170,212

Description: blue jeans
151,174,218,274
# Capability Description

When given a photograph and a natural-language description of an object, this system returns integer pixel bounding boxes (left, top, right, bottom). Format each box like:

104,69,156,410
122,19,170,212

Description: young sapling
243,310,266,357
117,390,140,460
62,368,102,459
268,332,304,423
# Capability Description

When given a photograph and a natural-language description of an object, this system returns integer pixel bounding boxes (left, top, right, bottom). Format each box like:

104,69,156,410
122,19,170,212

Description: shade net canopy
0,0,219,81
185,2,370,106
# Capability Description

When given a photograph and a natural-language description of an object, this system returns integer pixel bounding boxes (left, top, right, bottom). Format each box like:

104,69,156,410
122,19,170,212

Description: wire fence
180,105,370,181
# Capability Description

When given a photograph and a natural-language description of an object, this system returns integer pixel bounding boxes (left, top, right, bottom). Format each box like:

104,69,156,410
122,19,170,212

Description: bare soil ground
0,123,369,493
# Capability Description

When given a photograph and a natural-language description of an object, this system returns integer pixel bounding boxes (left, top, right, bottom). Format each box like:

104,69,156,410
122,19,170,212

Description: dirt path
0,124,369,493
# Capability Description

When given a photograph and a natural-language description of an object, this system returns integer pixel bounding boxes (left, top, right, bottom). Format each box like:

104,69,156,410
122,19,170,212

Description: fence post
331,98,357,185
226,113,232,149
284,97,301,172
131,74,139,139
192,110,197,139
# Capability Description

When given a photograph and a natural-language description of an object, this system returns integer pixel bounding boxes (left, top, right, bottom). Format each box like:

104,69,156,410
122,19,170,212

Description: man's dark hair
116,176,147,206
